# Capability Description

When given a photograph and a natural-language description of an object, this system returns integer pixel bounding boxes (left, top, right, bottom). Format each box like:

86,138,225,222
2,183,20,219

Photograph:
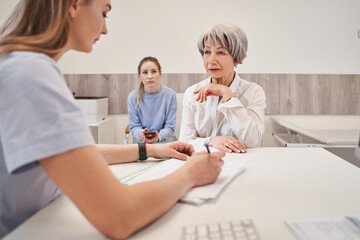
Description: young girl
0,0,224,238
127,56,177,143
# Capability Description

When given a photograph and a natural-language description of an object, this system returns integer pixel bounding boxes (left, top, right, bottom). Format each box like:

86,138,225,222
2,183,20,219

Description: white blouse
179,74,266,148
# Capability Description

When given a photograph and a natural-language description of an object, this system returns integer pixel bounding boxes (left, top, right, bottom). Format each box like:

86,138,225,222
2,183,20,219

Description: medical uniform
0,51,94,237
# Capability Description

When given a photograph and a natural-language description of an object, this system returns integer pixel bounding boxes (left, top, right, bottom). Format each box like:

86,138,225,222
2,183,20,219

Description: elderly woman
179,24,266,153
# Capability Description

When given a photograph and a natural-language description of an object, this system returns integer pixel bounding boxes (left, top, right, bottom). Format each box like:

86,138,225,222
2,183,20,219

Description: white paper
122,159,245,205
183,164,245,199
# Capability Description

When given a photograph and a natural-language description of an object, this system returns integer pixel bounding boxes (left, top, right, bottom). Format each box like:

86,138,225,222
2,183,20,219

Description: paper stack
120,159,246,205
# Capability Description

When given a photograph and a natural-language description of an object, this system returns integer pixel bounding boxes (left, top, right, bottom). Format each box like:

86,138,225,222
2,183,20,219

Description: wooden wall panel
65,74,109,97
107,74,138,114
165,73,208,93
64,73,360,115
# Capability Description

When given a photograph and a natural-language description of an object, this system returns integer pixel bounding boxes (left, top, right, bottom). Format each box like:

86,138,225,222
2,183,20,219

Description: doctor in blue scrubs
0,0,225,238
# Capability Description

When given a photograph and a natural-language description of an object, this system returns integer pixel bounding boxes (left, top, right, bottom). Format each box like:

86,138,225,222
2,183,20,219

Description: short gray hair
197,24,248,64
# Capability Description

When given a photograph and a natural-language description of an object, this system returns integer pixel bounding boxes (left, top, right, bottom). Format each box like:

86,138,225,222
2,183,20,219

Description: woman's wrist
146,144,163,158
221,86,234,101
146,144,155,158
178,162,197,188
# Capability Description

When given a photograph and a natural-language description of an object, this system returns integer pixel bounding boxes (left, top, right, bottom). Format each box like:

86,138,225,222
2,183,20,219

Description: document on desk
120,159,246,205
286,216,360,240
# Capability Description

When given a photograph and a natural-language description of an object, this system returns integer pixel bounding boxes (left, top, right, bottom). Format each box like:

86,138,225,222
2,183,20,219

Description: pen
205,143,211,154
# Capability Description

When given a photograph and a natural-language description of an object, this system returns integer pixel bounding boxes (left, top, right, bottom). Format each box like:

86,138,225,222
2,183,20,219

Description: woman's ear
69,0,81,18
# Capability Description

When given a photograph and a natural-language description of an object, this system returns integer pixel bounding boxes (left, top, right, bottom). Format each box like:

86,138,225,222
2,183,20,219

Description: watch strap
138,141,147,161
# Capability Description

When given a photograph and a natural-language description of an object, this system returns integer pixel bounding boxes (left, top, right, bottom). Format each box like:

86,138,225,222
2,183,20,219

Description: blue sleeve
158,92,177,142
127,91,142,142
0,55,94,173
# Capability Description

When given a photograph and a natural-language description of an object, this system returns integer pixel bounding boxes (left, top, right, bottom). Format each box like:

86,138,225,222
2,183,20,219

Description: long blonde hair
137,56,162,106
0,0,91,57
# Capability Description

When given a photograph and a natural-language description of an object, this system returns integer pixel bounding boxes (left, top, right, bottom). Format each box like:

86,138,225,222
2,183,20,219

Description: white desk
271,115,360,147
4,148,360,240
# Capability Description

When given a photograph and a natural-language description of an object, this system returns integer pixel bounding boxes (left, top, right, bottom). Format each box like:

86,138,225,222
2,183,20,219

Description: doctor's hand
209,136,247,153
182,151,225,187
193,83,234,103
147,141,195,160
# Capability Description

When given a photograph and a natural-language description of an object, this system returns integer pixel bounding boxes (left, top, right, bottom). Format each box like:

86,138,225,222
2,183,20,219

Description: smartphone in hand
144,131,156,139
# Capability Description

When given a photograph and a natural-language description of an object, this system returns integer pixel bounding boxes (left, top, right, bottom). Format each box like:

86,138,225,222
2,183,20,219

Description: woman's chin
85,46,93,53
80,44,93,53
207,72,222,79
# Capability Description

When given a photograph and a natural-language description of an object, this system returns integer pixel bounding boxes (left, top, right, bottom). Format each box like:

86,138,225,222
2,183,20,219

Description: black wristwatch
138,141,147,161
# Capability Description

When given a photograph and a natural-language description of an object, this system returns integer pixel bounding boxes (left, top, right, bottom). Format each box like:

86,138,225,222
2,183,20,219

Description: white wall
1,0,359,74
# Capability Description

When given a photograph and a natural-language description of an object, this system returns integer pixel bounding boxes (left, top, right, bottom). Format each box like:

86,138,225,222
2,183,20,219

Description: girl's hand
140,129,159,143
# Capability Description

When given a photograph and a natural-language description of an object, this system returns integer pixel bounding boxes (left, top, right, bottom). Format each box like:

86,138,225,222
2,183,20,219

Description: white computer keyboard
183,219,261,240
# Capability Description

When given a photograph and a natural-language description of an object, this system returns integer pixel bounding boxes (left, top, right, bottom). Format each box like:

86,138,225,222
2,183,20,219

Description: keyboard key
197,224,208,236
198,236,209,240
237,237,248,240
184,234,197,240
185,225,196,234
221,229,232,235
242,219,251,226
233,225,244,232
245,228,255,235
234,231,246,237
223,236,234,240
210,237,221,240
231,220,242,226
220,222,231,230
248,235,258,240
210,232,221,238
208,223,220,232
